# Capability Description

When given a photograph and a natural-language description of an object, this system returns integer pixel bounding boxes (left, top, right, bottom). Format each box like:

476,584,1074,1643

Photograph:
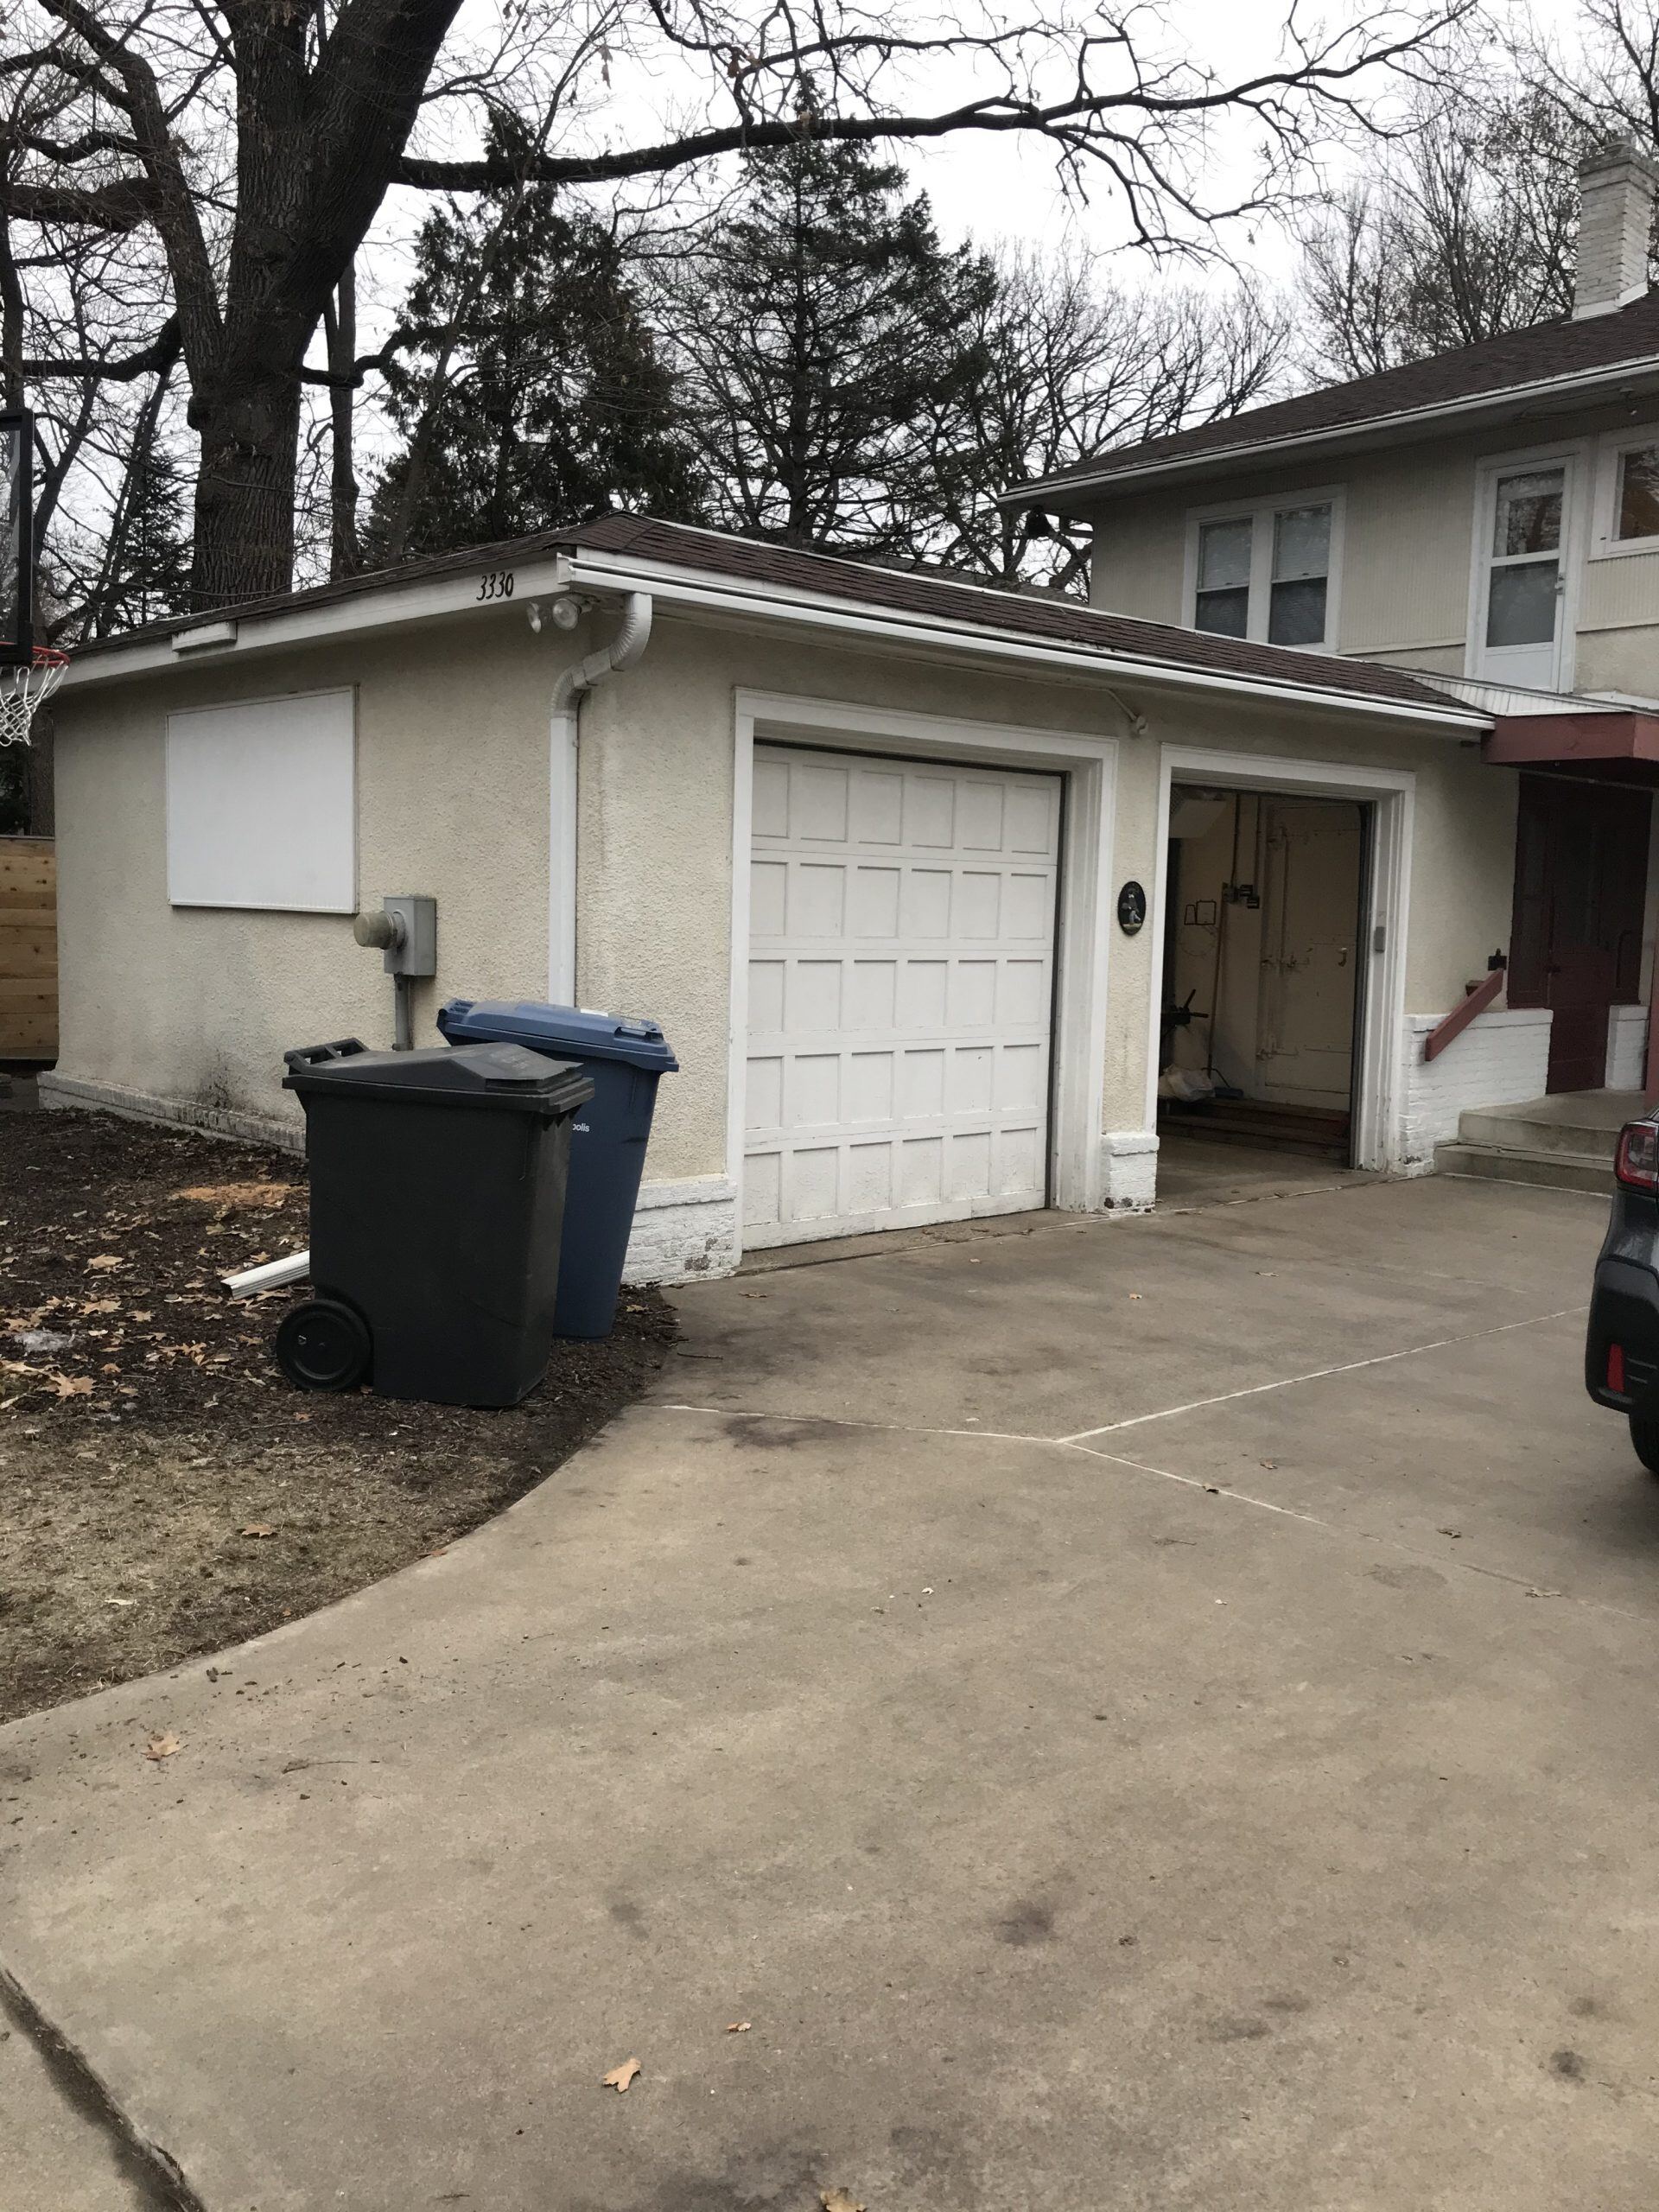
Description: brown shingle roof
1021,289,1659,504
569,514,1458,711
73,511,1473,719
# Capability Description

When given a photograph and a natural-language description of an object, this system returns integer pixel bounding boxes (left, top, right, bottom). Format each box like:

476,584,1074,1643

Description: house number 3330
475,571,516,601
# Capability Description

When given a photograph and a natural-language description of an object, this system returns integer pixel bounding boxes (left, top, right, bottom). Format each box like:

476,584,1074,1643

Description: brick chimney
1573,138,1659,319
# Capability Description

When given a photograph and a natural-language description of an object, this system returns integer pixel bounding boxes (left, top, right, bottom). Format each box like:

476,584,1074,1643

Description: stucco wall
50,603,1518,1229
1087,397,1659,690
52,615,553,1144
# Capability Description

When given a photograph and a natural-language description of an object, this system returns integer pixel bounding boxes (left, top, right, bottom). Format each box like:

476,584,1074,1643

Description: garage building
44,514,1515,1281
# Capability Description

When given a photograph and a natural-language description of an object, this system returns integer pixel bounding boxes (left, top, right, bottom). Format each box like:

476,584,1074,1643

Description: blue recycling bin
436,999,677,1339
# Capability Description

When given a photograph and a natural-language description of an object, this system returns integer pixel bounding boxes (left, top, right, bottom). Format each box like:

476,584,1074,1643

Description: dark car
1586,1115,1659,1472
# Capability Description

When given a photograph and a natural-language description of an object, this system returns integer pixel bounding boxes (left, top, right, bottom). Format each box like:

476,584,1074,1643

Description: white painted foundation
1398,1007,1553,1170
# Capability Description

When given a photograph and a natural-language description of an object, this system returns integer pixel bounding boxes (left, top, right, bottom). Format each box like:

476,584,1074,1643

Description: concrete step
1457,1091,1640,1161
1434,1141,1613,1194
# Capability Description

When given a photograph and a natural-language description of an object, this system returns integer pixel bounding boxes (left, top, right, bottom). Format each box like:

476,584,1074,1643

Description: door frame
1466,437,1591,694
729,690,1118,1256
1144,747,1415,1173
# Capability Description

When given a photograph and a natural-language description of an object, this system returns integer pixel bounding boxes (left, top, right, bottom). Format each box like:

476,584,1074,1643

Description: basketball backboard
1,410,32,664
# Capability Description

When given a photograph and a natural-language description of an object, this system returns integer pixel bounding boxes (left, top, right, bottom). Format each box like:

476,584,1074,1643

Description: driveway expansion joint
0,1963,201,2212
1055,1307,1580,1443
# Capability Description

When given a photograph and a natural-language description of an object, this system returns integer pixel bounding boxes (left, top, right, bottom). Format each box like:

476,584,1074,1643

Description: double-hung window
1190,495,1339,649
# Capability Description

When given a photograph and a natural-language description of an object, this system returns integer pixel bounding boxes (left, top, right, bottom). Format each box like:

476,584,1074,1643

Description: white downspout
543,591,653,1001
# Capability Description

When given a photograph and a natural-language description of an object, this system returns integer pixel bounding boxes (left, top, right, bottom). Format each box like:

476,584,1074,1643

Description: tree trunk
188,364,302,607
326,262,359,579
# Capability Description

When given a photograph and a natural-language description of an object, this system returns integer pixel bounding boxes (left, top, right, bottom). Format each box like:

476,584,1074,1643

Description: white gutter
60,552,577,690
57,535,1486,734
563,546,1491,734
543,592,654,1000
1012,347,1659,509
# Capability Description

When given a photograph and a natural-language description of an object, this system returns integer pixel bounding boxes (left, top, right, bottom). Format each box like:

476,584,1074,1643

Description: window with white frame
1595,428,1659,553
1190,496,1338,648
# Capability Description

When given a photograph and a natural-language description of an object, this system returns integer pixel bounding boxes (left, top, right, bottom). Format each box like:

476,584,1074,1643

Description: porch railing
1422,956,1506,1065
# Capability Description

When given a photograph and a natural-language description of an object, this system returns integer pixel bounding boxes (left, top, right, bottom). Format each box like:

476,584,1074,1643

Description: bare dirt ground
0,1108,674,1723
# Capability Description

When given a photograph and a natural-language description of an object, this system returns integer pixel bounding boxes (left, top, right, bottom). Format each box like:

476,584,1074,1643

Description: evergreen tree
367,126,700,564
660,140,998,555
91,432,194,637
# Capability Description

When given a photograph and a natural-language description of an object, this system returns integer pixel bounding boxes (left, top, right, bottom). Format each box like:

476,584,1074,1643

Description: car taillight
1609,1343,1627,1394
1616,1122,1659,1191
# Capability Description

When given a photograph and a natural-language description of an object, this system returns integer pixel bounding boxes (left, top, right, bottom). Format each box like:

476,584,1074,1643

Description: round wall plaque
1116,880,1147,936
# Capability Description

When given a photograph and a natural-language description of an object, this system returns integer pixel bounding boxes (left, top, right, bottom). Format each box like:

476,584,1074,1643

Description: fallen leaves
239,1522,277,1539
820,2191,867,2212
143,1732,181,1761
174,1182,295,1211
725,2020,751,2034
601,2058,641,2094
86,1254,124,1272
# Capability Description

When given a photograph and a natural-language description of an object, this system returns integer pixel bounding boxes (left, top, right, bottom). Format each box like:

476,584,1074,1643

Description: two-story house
1017,140,1659,1190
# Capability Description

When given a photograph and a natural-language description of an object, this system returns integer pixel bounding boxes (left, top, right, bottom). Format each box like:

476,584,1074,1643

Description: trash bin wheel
276,1297,372,1392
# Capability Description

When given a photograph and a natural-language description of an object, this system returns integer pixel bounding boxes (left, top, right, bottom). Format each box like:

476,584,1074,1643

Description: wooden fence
0,837,57,1060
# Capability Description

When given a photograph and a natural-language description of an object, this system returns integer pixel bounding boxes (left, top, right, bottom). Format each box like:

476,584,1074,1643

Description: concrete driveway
3,1170,1656,2210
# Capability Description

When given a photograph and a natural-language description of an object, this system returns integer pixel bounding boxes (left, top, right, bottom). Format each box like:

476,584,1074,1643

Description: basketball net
0,647,69,747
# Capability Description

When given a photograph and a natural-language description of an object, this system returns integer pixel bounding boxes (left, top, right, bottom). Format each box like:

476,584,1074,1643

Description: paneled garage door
743,743,1061,1247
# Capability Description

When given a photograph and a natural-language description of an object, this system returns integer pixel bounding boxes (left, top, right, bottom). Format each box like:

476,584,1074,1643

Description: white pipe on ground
225,1251,311,1299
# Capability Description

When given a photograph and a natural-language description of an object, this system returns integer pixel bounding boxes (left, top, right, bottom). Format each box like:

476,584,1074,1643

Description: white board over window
166,689,356,912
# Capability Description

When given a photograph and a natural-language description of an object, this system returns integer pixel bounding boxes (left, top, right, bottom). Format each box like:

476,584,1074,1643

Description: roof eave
561,545,1488,732
1004,349,1659,515
54,531,1488,736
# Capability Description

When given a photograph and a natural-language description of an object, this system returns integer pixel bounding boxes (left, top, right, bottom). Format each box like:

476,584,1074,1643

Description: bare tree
3,0,1465,610
913,250,1288,588
1298,79,1588,378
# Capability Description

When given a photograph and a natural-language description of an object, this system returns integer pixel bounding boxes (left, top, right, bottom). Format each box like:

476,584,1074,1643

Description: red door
1509,776,1649,1094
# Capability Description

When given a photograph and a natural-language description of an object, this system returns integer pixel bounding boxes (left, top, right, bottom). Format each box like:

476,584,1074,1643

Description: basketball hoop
0,647,69,747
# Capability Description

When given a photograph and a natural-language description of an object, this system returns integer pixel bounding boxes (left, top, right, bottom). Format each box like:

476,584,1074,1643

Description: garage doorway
742,741,1063,1247
1158,782,1373,1168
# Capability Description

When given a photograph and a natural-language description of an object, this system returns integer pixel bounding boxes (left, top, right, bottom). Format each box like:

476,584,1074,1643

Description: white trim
549,706,578,1000
728,690,1120,1262
1182,485,1345,653
1590,419,1659,560
171,619,238,654
570,549,1479,734
1019,352,1659,507
61,554,577,690
1466,438,1591,693
1142,747,1416,1176
63,535,1486,737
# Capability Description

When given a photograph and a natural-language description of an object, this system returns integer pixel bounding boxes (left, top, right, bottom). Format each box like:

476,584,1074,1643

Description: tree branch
397,13,1468,195
4,175,163,230
297,324,411,388
22,313,182,382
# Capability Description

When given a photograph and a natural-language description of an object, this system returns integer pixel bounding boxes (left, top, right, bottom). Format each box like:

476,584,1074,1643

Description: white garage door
743,743,1061,1247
